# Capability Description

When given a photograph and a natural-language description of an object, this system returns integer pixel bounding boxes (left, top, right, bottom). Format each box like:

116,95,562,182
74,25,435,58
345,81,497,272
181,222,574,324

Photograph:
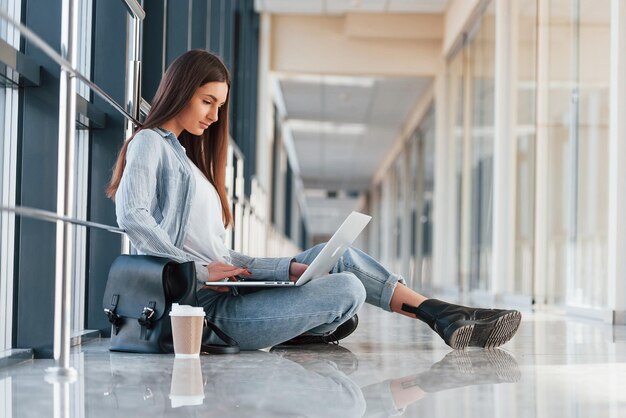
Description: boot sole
446,310,522,350
447,349,521,382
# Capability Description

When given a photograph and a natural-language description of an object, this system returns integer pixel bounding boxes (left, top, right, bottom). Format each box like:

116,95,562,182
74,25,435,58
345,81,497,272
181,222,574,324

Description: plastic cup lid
169,303,206,317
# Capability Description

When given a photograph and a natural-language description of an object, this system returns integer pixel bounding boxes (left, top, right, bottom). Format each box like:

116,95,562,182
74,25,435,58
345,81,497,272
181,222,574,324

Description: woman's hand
204,261,252,293
289,262,308,283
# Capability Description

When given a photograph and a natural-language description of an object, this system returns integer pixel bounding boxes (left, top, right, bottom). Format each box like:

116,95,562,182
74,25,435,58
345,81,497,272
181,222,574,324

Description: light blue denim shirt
115,127,293,284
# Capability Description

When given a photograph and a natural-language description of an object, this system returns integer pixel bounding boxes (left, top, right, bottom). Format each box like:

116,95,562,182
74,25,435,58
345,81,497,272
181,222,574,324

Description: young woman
108,50,521,351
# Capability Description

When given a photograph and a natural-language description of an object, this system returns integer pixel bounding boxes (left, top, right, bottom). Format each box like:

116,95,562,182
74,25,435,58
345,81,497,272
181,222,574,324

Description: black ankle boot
278,315,359,346
403,299,521,349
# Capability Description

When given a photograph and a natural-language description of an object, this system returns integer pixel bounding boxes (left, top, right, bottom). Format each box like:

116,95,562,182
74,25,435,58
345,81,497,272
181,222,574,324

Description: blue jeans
197,244,406,350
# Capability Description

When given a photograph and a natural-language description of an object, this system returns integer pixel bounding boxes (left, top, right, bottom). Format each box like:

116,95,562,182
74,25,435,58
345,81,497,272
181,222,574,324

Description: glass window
0,0,21,351
514,0,538,296
468,2,496,292
70,0,94,338
447,43,465,291
545,0,610,306
380,173,395,266
447,1,497,294
395,159,404,262
409,134,418,280
414,105,436,291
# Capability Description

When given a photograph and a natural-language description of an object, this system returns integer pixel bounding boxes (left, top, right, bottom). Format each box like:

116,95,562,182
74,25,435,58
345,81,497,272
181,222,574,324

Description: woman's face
171,81,229,136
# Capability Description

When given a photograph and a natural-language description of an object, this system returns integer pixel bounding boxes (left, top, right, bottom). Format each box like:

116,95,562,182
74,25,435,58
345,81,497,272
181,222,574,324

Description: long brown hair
107,49,233,227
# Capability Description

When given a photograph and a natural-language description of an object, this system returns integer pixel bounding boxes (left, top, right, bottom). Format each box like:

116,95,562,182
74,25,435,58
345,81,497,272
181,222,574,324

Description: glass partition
447,43,465,291
415,105,435,292
514,0,538,296
446,0,537,299
71,0,94,337
0,0,21,351
408,136,418,288
545,0,610,306
468,2,496,292
572,0,609,308
394,158,404,272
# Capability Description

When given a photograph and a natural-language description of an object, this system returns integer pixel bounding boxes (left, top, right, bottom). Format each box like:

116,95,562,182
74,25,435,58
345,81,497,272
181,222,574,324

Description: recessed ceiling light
280,74,377,88
304,189,328,198
286,119,367,135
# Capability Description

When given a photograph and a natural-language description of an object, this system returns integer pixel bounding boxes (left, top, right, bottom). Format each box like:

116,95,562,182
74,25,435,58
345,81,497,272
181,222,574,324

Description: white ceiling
259,0,445,238
304,191,362,240
278,75,431,235
255,0,449,15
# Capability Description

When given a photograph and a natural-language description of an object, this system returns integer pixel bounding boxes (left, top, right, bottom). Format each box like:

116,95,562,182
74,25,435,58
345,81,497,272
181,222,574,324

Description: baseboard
565,305,615,323
469,289,497,306
499,293,533,308
430,288,533,309
430,286,461,303
0,348,33,369
612,310,626,325
70,329,101,347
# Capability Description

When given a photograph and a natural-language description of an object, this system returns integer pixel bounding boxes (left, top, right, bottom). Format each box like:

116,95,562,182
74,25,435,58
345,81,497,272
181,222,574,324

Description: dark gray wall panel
191,0,207,50
14,0,62,358
208,0,223,56
230,1,259,198
142,0,165,102
165,0,188,66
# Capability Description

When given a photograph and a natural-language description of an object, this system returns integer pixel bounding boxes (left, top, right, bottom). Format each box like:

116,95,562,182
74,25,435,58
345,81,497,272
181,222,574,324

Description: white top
183,159,230,264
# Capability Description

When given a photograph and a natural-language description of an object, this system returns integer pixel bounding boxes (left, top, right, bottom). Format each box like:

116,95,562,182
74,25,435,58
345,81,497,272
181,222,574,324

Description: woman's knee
342,245,370,266
333,272,366,311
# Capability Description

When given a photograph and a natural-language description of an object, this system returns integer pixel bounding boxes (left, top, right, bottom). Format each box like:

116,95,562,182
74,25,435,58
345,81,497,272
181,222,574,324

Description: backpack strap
200,319,240,354
104,294,122,335
138,301,157,340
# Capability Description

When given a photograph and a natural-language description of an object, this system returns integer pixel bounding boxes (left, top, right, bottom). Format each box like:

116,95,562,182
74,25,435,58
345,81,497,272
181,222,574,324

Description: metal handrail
121,0,145,20
0,8,141,126
0,206,124,235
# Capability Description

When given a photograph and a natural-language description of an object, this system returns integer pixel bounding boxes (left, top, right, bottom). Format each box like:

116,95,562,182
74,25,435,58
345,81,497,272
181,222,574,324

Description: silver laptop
203,211,372,287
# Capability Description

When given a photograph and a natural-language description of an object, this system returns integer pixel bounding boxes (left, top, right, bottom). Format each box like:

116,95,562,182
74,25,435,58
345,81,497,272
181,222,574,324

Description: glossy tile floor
2,304,626,417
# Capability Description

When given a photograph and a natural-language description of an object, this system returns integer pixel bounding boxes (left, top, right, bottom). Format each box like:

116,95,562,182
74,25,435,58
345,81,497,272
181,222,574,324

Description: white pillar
492,0,517,297
607,0,626,324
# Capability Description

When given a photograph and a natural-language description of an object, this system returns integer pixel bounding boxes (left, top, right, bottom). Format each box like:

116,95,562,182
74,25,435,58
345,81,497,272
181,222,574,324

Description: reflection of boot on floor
362,349,521,416
401,349,521,394
269,344,360,376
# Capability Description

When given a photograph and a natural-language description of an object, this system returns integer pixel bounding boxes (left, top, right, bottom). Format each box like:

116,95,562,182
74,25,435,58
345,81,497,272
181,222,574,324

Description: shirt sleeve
228,250,294,282
115,133,208,282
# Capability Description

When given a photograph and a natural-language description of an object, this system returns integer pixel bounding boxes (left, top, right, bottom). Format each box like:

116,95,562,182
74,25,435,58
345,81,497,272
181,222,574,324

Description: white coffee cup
169,303,205,358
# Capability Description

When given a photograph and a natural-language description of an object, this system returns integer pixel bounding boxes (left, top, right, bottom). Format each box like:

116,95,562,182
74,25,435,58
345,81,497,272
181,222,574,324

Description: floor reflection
101,346,521,417
99,347,364,417
271,346,521,417
2,342,522,418
5,310,626,417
